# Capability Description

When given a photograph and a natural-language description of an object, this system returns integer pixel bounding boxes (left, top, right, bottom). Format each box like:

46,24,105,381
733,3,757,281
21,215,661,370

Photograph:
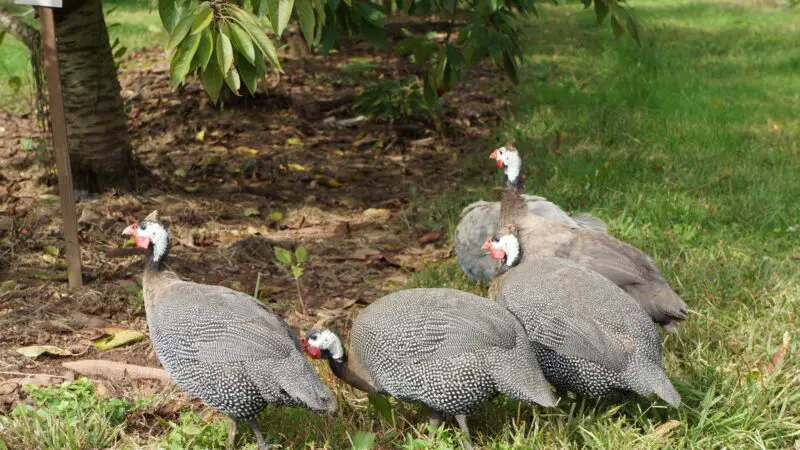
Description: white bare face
489,234,521,267
492,147,522,184
135,221,169,262
306,329,344,360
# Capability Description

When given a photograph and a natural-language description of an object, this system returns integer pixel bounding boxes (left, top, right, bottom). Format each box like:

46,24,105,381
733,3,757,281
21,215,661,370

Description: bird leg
455,414,474,450
248,418,282,450
427,410,444,439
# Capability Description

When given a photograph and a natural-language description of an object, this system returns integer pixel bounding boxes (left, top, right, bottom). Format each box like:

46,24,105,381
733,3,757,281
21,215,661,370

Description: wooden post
38,6,82,289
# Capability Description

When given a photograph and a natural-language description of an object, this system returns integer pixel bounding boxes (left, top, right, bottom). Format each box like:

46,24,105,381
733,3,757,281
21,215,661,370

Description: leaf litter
0,30,510,428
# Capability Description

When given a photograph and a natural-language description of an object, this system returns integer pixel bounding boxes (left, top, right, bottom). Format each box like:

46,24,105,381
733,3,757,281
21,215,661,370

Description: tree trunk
53,0,134,193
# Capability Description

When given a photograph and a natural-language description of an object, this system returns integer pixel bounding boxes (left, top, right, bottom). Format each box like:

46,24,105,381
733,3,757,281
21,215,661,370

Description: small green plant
124,280,144,313
0,378,144,449
18,136,50,165
349,430,377,450
354,77,434,119
273,245,309,314
161,410,229,450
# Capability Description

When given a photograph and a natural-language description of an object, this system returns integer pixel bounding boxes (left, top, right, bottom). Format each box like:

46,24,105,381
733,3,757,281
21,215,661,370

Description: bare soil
0,37,509,417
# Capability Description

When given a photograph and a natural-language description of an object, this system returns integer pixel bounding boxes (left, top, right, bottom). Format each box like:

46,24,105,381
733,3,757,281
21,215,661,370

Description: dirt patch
0,34,510,416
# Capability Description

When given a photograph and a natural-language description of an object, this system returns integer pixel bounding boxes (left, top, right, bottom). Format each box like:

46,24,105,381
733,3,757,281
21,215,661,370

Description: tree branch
0,9,40,51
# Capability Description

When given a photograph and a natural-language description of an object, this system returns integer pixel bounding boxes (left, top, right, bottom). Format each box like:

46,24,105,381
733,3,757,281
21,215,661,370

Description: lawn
0,1,165,113
2,0,799,448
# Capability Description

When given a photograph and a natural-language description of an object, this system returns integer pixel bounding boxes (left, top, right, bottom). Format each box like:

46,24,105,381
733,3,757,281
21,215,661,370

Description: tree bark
0,10,40,50
53,0,134,192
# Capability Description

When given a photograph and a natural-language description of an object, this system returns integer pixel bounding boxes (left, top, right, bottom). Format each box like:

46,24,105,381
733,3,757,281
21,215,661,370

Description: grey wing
455,201,502,281
155,282,298,363
411,294,519,362
571,213,608,233
500,271,631,371
571,234,655,287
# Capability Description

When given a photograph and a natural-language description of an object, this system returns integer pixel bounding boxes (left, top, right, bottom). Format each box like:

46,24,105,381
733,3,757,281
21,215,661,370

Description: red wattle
307,345,322,359
135,236,151,249
489,247,506,260
496,159,503,168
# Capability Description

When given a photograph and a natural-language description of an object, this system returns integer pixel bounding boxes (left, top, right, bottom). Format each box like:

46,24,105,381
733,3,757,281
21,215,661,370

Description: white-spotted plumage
124,213,337,449
489,235,680,406
308,289,554,415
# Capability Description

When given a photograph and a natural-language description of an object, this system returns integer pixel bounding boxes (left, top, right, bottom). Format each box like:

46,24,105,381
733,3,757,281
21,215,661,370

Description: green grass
2,0,799,448
0,1,163,113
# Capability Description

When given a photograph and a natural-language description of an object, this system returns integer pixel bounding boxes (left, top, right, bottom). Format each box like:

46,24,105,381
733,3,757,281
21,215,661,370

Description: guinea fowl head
483,234,522,267
122,211,170,264
489,143,522,185
304,329,344,361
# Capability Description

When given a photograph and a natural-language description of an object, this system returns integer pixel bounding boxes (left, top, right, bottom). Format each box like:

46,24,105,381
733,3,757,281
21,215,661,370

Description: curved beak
481,237,493,252
122,223,137,236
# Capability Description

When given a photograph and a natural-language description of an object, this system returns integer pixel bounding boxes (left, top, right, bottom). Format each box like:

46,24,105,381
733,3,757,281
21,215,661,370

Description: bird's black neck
326,353,376,394
144,244,169,273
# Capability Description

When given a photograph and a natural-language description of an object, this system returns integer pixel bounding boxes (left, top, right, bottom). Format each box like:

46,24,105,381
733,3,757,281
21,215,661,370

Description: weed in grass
0,378,149,449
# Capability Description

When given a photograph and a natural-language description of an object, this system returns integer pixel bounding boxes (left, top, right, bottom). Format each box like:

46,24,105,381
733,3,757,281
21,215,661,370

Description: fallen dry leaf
362,208,391,222
766,331,791,375
652,419,681,442
92,327,147,350
16,345,73,358
244,207,260,217
350,247,381,260
418,231,442,244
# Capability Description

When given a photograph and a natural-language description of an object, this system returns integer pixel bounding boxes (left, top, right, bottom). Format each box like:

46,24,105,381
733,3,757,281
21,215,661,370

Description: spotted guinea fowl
122,211,336,450
456,194,607,282
303,288,555,450
490,144,688,331
483,234,680,406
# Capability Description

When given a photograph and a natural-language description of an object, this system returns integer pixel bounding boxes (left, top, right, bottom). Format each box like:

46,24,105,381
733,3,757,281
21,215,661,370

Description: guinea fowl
122,211,336,450
490,144,688,331
456,195,607,282
483,234,681,406
303,288,555,450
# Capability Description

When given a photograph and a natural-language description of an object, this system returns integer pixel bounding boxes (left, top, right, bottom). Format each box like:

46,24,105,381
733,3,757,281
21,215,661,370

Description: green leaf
268,211,284,221
368,393,393,423
197,29,214,70
202,53,224,104
503,52,518,84
224,66,241,93
291,265,304,279
423,71,437,109
268,0,280,33
610,14,624,39
167,13,195,52
9,76,22,93
295,246,309,264
216,31,234,74
594,0,609,24
191,2,214,34
16,345,72,358
350,431,377,450
276,0,295,37
227,5,282,70
170,32,202,85
228,22,256,64
159,0,188,31
273,246,293,266
92,328,147,350
295,0,315,47
236,52,259,95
